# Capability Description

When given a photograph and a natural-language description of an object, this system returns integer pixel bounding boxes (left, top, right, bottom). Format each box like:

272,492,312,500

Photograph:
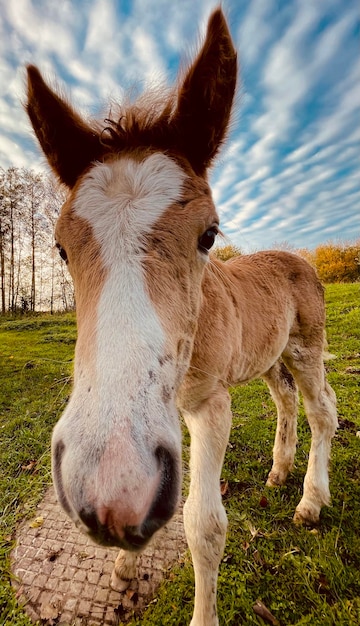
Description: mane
98,87,180,157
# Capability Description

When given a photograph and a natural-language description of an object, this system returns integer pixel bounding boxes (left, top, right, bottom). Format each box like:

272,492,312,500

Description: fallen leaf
77,551,93,560
246,521,262,540
220,480,229,496
29,516,43,528
317,573,329,590
253,550,265,565
21,460,37,472
48,549,63,562
40,601,60,622
126,589,139,604
253,599,280,625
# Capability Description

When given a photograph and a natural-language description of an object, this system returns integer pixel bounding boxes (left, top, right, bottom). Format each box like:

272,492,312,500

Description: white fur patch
71,153,186,459
75,153,186,260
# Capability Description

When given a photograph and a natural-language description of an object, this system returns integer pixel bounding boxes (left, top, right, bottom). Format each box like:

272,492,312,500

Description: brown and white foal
26,9,337,625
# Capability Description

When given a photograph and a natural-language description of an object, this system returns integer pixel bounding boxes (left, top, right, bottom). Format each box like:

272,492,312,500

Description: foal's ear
26,65,103,188
174,9,237,175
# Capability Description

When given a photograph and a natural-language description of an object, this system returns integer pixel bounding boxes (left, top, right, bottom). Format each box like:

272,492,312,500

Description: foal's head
26,9,237,550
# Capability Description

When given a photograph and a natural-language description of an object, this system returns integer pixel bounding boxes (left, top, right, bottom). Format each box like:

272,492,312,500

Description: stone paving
11,487,187,625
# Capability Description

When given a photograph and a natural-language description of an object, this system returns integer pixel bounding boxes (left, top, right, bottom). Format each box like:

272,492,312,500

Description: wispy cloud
0,0,358,251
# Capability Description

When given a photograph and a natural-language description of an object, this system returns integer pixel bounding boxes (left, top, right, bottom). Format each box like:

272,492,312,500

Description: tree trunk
30,189,36,311
9,199,15,312
0,223,5,313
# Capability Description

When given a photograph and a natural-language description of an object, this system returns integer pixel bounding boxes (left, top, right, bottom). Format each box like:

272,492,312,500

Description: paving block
11,486,187,624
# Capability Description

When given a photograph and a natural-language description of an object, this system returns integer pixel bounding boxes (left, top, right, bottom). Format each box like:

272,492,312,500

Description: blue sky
0,0,359,251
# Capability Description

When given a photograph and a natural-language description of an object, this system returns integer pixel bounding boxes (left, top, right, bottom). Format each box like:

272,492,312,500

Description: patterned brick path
11,487,187,625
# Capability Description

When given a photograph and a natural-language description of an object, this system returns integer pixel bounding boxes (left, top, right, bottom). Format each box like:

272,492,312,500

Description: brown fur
194,251,325,385
55,192,106,373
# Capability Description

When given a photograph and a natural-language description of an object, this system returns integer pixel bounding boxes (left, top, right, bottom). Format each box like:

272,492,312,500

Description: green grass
1,284,359,625
0,314,76,625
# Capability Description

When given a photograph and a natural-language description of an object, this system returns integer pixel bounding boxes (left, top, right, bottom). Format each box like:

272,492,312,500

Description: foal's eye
56,243,68,263
198,227,218,253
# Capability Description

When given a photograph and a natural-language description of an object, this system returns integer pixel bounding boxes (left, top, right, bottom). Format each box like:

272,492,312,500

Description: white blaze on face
53,153,187,520
71,152,186,452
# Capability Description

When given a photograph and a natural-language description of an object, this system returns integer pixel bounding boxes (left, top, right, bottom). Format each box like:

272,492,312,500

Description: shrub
213,239,359,282
298,241,360,283
213,243,242,262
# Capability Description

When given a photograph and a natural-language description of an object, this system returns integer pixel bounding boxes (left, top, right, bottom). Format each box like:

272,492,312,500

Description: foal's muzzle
53,441,180,550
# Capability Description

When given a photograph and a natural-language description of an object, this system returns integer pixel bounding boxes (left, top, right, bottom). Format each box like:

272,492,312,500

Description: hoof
293,507,320,527
266,470,287,487
110,570,132,592
110,550,137,592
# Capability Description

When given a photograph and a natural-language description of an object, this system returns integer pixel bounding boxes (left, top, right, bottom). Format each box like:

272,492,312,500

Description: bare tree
0,168,7,313
22,170,46,310
0,168,24,312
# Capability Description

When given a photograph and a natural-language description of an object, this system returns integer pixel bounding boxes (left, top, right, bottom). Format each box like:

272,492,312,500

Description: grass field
0,283,359,625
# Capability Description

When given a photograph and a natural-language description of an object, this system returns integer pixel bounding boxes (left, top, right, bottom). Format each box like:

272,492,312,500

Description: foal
26,9,337,625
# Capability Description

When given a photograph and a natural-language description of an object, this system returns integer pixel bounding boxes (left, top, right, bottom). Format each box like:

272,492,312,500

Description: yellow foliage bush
213,239,359,282
213,243,242,262
298,241,359,283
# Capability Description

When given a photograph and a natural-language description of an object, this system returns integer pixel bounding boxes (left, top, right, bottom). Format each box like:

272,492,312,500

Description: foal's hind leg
262,360,299,487
111,550,137,592
284,346,338,525
182,384,232,626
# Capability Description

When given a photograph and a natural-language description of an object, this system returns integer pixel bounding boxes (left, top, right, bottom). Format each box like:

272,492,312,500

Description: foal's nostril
79,506,101,535
79,506,121,547
155,446,179,515
142,446,179,534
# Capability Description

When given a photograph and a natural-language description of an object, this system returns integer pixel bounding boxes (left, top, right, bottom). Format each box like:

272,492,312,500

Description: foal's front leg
111,550,137,591
182,385,232,626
